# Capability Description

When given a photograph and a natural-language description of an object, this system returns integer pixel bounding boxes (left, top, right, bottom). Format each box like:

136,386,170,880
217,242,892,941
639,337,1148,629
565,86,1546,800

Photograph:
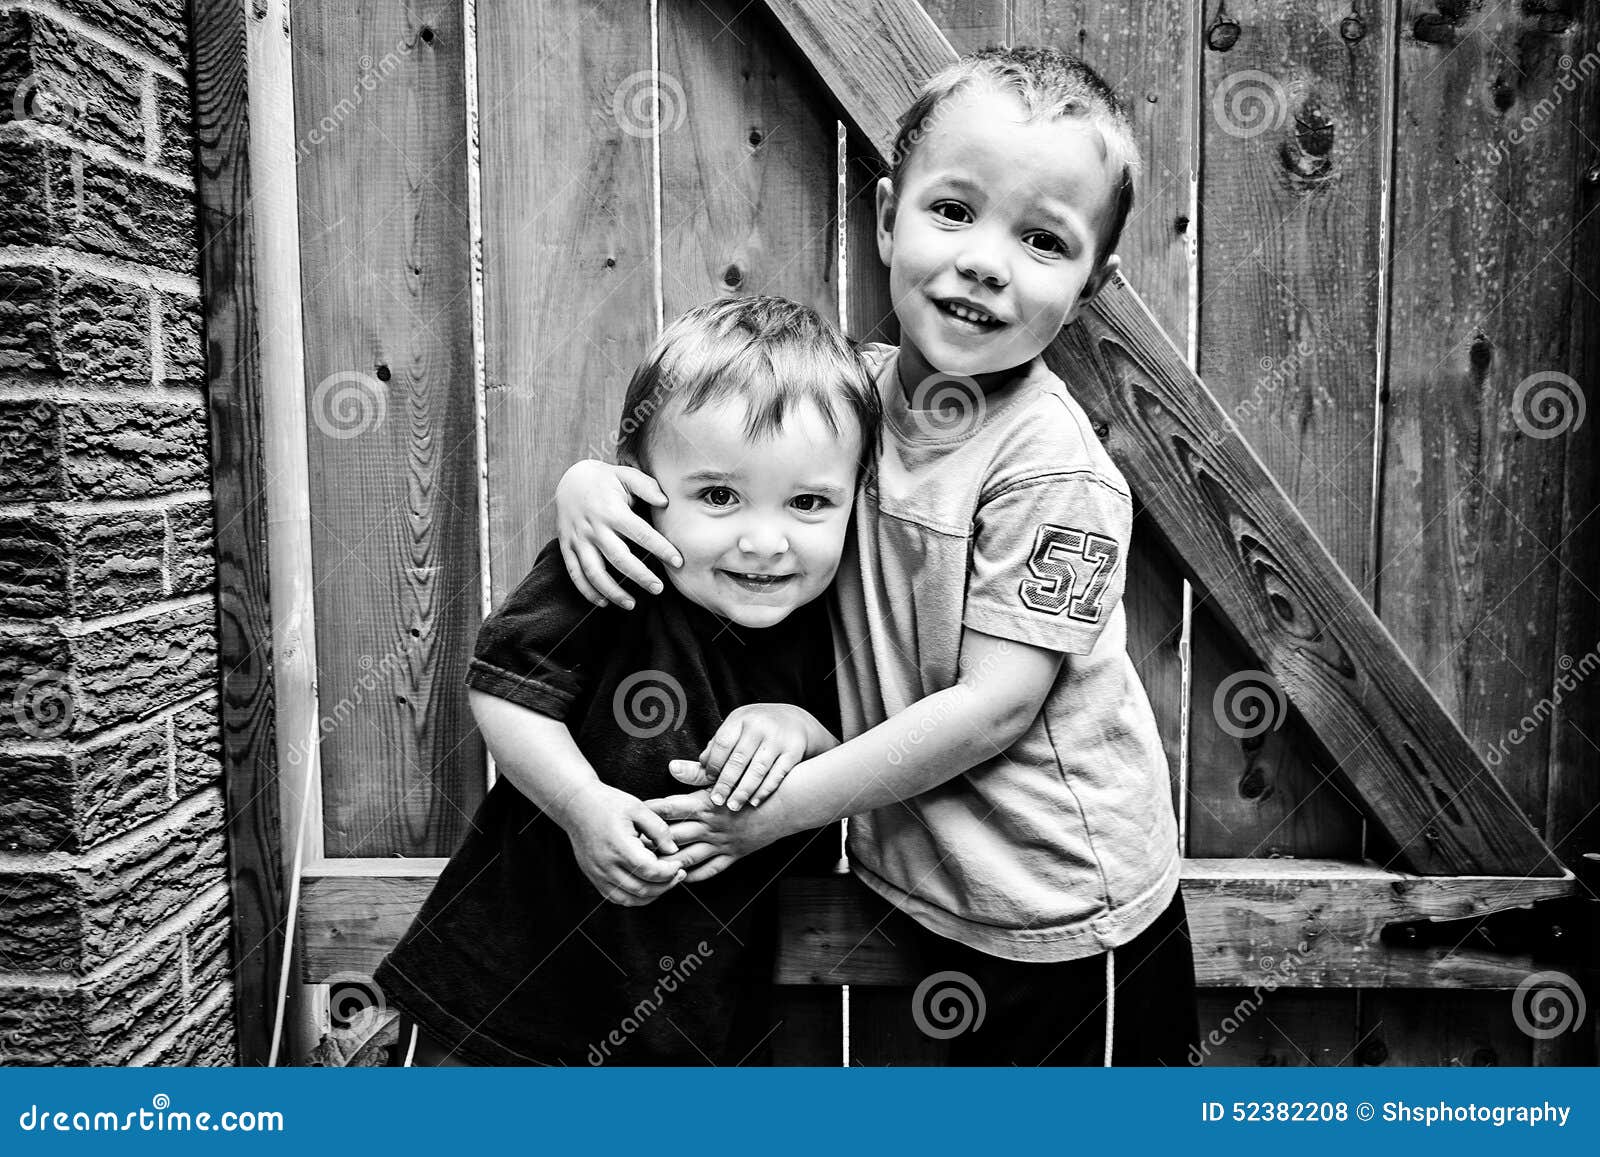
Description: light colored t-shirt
832,343,1181,962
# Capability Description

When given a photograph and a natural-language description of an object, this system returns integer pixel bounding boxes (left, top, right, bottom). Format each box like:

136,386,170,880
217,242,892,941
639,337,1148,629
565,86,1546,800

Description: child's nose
956,245,1007,288
737,529,789,557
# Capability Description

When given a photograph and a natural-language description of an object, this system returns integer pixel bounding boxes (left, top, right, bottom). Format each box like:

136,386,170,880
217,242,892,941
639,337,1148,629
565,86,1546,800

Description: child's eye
699,486,738,507
1025,231,1068,256
791,494,833,514
930,200,972,224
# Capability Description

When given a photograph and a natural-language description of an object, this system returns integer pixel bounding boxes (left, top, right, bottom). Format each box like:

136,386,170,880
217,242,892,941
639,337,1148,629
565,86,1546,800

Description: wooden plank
477,0,656,589
1192,990,1359,1066
1357,992,1533,1067
755,0,1561,878
193,0,303,1066
1378,0,1593,1063
1187,0,1375,866
292,0,482,858
298,859,1576,988
658,0,838,316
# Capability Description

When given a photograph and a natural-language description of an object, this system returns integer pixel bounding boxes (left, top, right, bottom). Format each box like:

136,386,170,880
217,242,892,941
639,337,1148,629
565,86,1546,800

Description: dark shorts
879,887,1200,1066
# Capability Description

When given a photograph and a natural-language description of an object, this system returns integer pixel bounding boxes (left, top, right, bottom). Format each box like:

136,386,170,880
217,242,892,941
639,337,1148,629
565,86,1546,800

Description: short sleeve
962,471,1132,655
464,539,614,720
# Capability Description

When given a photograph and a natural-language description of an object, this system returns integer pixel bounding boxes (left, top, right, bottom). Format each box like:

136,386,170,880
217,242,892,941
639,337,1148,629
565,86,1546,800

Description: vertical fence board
293,1,481,859
658,0,838,316
1188,0,1375,863
477,0,655,590
1369,0,1588,1064
658,0,845,1063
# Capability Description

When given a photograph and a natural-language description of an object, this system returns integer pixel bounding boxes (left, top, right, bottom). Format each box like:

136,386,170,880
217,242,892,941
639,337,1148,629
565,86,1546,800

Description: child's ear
874,177,896,269
1066,254,1121,322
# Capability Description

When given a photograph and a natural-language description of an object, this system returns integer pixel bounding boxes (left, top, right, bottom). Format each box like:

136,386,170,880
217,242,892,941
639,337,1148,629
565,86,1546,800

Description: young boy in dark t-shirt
374,296,879,1065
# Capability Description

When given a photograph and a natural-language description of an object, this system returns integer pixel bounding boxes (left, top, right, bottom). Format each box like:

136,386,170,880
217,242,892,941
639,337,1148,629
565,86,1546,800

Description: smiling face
877,86,1123,392
641,395,861,629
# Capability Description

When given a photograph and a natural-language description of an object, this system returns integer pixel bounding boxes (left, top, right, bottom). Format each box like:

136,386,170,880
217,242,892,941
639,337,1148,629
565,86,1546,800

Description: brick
0,400,65,499
0,792,226,975
0,505,166,617
62,401,208,498
148,983,236,1065
0,721,170,853
0,138,198,274
184,888,230,998
70,507,166,615
0,925,184,1064
73,600,216,731
0,630,74,743
155,74,190,174
171,696,218,798
0,265,151,380
0,11,145,160
54,0,189,73
0,512,68,616
158,292,203,383
165,498,212,594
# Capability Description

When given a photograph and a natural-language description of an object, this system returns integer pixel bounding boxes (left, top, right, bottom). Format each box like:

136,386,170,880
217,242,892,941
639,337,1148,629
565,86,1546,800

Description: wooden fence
194,0,1599,1065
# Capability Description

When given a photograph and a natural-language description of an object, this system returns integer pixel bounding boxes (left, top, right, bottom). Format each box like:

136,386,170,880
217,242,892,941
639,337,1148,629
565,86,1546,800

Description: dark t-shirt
374,541,839,1065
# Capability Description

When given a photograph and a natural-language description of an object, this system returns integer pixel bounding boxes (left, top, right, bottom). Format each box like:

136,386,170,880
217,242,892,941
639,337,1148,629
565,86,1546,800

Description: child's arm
555,460,681,609
666,703,840,810
653,627,1063,881
469,690,685,905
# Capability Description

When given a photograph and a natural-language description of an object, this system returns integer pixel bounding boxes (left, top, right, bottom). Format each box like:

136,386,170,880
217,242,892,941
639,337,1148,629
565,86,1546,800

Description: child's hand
647,789,773,884
667,704,832,811
563,782,685,906
555,459,682,609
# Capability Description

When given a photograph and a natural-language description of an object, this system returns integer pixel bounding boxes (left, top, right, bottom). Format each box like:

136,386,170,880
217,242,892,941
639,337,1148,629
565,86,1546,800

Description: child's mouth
934,298,1004,332
718,570,796,593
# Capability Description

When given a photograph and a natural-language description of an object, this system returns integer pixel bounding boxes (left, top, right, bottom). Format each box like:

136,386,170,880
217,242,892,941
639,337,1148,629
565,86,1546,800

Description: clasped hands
569,704,816,906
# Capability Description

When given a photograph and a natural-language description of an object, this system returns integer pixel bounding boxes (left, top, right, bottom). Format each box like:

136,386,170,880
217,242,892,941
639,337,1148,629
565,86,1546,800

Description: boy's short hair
615,295,880,478
889,45,1141,270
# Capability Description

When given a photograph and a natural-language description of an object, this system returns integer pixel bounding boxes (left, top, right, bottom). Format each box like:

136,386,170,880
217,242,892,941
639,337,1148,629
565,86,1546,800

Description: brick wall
0,0,233,1064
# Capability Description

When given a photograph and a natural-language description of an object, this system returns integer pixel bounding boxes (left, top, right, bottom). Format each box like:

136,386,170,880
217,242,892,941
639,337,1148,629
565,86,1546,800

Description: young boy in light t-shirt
556,46,1198,1065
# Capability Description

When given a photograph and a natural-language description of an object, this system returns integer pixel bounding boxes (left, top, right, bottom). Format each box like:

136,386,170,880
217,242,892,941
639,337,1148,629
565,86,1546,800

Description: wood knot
722,264,743,289
1357,1038,1390,1066
1206,17,1240,52
748,128,764,147
375,364,392,382
1340,14,1366,42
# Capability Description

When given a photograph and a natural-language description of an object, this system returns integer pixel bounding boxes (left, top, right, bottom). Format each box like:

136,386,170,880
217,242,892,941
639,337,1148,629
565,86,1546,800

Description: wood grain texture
298,860,1575,989
193,0,287,1067
1377,0,1594,1067
658,0,838,317
1381,0,1578,849
477,0,656,588
1187,0,1376,865
292,0,482,858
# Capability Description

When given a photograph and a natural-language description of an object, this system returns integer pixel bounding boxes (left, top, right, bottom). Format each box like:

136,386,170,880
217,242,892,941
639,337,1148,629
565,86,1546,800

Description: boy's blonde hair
889,45,1141,270
615,295,880,478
